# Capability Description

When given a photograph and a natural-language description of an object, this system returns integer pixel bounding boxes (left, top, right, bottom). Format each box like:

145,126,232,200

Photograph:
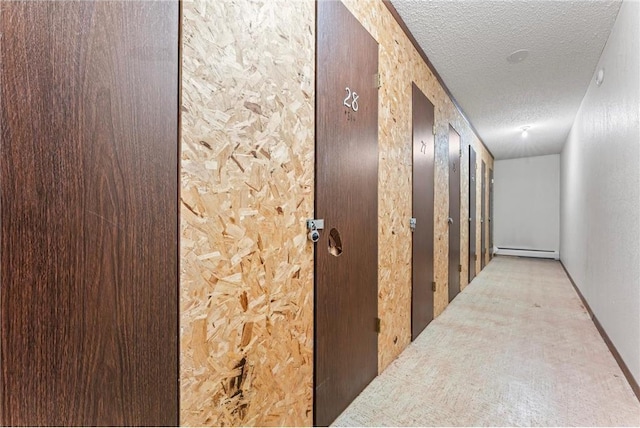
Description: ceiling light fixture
507,49,529,64
521,126,531,138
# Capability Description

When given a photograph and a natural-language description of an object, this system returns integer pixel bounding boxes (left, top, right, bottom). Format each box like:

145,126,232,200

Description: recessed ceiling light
507,49,529,64
595,68,605,86
521,126,531,138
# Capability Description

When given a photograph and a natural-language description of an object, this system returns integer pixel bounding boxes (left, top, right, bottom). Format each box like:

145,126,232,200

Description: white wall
494,154,560,253
560,0,639,384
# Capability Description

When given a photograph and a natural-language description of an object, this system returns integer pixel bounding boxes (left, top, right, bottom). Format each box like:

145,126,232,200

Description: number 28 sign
343,87,359,112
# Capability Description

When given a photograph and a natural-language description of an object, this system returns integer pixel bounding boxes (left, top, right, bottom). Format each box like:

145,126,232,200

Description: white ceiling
391,0,622,159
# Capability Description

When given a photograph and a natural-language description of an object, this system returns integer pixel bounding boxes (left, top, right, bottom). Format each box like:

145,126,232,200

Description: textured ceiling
391,0,622,159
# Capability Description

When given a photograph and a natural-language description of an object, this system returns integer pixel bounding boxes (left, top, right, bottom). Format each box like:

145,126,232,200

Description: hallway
1,0,638,424
334,257,640,426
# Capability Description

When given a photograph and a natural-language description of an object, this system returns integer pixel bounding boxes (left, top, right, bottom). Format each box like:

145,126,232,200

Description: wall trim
381,0,495,161
560,261,640,402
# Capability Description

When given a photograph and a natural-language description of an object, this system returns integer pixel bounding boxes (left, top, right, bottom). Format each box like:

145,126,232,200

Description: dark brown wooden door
489,168,494,260
411,84,435,340
0,2,179,425
448,126,461,303
315,2,379,425
469,145,477,282
481,161,487,269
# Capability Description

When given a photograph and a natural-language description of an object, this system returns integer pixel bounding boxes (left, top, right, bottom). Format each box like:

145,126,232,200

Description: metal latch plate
306,219,324,230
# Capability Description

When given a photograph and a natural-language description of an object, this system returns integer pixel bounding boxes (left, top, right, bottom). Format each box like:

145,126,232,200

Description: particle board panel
341,0,494,372
180,1,315,426
433,107,452,318
472,148,478,276
448,125,462,303
180,1,494,423
463,135,494,285
461,136,490,291
341,0,414,373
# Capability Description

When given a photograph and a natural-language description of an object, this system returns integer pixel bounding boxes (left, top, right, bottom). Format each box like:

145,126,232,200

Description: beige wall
180,0,494,425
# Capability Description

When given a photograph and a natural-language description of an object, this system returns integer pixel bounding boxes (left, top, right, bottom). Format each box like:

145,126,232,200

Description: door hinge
458,264,462,272
410,217,417,232
433,125,437,135
432,281,436,292
374,73,381,89
375,317,381,333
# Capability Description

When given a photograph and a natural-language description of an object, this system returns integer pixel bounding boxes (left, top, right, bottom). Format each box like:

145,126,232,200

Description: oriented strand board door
481,161,487,269
0,1,178,425
316,1,379,425
448,126,461,302
469,146,477,282
411,84,435,340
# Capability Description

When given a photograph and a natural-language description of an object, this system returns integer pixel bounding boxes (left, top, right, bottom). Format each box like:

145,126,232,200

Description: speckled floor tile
332,256,640,427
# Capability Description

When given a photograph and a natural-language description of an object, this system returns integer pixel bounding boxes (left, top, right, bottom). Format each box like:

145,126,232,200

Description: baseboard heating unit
493,247,559,260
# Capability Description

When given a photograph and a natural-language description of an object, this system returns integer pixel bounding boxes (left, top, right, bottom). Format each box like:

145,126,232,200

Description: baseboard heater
493,246,559,260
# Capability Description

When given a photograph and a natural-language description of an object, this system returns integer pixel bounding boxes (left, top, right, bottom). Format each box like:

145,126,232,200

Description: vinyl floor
333,256,640,426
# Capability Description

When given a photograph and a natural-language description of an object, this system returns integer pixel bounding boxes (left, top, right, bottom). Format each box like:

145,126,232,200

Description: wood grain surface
0,1,179,425
315,1,379,425
481,160,487,269
469,145,477,282
489,168,494,260
448,125,461,302
411,83,435,340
